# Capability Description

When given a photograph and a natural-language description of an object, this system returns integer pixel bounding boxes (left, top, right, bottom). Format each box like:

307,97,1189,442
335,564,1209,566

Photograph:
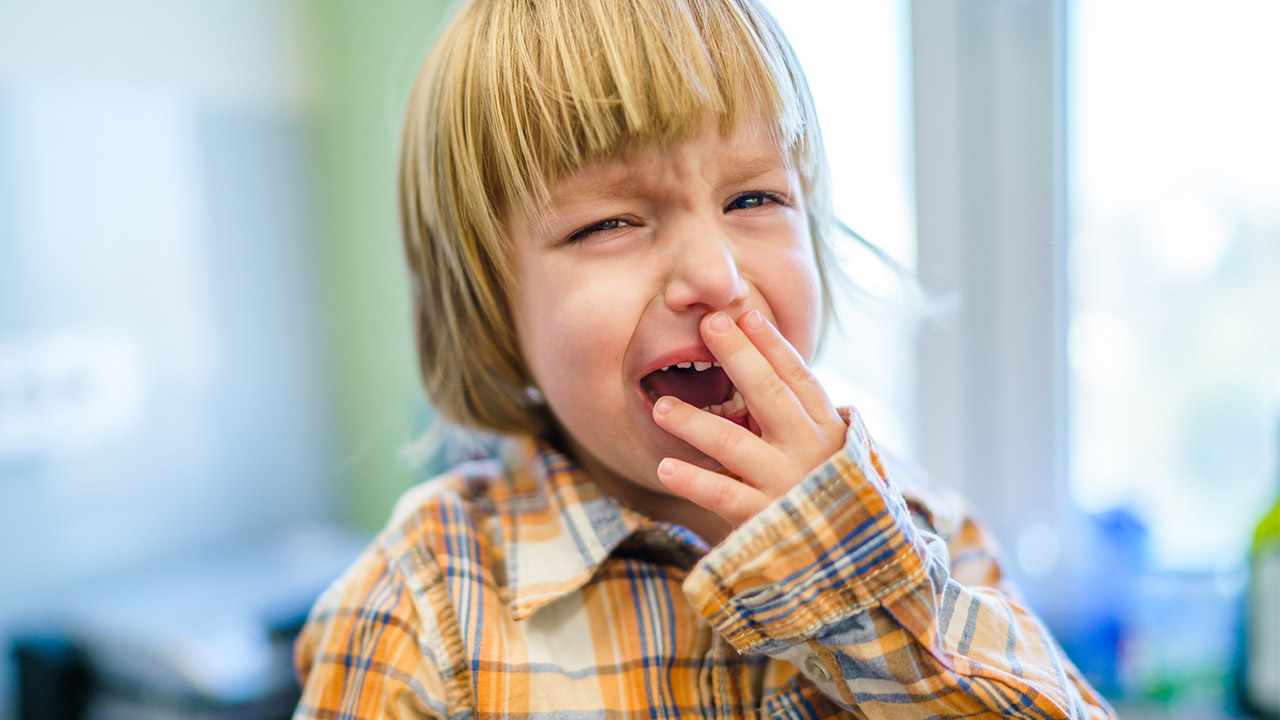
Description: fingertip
654,396,676,415
655,457,688,497
741,309,765,331
657,457,676,478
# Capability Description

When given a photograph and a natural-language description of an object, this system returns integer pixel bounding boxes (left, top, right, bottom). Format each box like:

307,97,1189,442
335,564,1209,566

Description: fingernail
654,396,675,414
742,310,764,330
708,312,731,333
657,458,675,477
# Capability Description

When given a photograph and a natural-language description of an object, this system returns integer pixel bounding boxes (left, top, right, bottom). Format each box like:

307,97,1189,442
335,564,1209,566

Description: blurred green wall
309,0,450,529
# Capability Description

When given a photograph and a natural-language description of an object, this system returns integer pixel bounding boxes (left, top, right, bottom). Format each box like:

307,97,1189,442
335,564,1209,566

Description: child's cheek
521,262,643,390
755,249,823,362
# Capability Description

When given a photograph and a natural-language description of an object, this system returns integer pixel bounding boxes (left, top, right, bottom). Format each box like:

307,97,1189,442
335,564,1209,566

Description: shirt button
803,654,833,683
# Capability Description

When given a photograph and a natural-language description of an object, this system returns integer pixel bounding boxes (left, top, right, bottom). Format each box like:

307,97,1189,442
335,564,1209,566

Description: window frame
910,0,1072,601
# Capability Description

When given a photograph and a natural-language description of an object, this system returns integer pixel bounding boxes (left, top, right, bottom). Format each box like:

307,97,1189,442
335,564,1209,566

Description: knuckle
754,373,791,403
711,478,736,511
824,411,847,435
790,367,824,398
826,426,845,446
711,476,742,515
783,360,813,387
715,421,743,456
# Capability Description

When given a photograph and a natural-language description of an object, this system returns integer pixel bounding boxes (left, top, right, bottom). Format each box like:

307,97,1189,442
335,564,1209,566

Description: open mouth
640,361,747,420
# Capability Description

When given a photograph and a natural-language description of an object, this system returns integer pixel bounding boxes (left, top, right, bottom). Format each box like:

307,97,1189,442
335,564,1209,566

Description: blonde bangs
473,0,810,219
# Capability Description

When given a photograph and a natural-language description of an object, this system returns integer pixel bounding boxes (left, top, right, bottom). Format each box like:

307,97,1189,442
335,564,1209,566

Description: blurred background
0,0,1276,718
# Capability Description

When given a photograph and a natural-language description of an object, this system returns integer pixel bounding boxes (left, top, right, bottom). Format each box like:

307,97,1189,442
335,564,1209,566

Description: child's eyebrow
555,152,790,202
549,173,634,206
719,154,792,186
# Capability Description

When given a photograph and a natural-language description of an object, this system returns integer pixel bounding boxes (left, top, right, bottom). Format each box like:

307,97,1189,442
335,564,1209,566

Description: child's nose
662,229,749,312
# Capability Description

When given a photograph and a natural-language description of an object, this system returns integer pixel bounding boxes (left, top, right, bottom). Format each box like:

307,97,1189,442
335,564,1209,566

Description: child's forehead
524,113,796,208
567,136,789,194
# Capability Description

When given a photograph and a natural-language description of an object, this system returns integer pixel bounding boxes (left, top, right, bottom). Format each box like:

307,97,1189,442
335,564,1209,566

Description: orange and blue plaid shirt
294,410,1115,719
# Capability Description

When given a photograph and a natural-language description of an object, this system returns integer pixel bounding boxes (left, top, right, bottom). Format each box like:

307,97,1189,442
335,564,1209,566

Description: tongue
644,367,733,409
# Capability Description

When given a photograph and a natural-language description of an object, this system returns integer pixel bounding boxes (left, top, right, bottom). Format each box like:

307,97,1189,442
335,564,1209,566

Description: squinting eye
725,193,774,212
567,218,627,243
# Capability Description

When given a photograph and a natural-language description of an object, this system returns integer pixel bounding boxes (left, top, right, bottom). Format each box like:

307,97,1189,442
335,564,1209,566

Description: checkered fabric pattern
294,410,1114,719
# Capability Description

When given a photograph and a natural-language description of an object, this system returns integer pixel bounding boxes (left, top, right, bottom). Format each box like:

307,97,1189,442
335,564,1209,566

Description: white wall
0,1,337,712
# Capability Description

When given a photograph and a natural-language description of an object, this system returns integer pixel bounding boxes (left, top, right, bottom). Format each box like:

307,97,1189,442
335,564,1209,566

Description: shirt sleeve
683,410,1117,719
293,541,463,720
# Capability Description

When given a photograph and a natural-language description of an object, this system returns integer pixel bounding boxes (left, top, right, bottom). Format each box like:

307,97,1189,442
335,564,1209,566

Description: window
1068,0,1280,570
1064,1,1278,706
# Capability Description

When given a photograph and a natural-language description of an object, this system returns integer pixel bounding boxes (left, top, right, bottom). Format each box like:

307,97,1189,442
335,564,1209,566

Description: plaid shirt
294,410,1114,719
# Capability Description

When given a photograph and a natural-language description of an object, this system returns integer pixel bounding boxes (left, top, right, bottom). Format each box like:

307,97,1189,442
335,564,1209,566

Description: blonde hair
399,0,834,439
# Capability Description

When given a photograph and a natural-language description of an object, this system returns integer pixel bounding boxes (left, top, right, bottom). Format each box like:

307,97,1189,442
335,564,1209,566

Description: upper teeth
659,361,720,372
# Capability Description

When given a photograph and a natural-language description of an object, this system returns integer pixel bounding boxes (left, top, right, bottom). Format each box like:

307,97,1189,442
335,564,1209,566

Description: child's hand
651,309,846,527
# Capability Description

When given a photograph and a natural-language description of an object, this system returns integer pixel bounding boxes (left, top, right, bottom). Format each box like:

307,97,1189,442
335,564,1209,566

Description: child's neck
603,475,734,548
559,439,734,548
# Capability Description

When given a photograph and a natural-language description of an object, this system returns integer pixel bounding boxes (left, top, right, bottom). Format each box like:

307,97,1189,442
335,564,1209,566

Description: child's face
507,116,822,507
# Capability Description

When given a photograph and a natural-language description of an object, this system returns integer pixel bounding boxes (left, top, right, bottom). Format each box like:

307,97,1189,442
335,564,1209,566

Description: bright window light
1069,0,1280,568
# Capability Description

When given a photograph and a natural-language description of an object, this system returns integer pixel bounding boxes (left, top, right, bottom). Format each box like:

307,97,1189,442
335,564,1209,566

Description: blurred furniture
12,526,364,720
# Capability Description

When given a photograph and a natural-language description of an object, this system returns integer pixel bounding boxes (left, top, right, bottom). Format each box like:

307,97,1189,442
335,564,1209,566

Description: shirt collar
498,437,650,620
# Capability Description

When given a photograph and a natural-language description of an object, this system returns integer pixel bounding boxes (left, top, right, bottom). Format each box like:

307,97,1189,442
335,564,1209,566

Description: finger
701,311,809,439
652,395,786,484
656,456,768,527
737,310,841,426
